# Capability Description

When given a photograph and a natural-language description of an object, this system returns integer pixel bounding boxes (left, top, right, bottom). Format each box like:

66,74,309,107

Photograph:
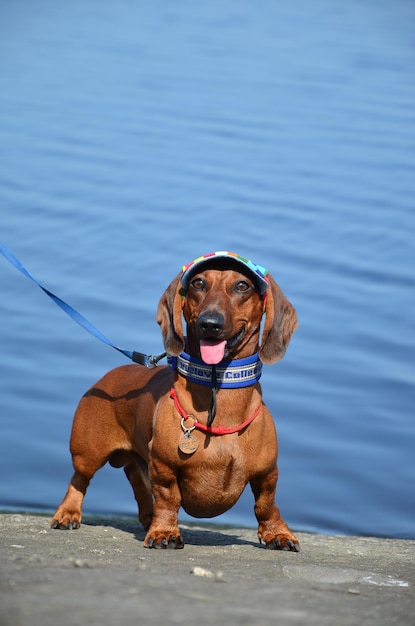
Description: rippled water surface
1,1,414,538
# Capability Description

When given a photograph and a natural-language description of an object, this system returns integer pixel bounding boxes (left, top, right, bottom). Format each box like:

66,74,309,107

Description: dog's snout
198,311,225,337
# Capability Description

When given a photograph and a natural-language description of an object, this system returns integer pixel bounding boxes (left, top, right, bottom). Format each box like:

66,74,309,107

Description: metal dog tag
178,430,198,455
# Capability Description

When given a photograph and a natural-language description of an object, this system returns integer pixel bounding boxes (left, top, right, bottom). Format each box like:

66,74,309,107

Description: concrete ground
1,513,414,626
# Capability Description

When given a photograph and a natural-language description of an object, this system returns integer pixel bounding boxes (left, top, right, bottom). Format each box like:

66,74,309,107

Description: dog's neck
167,351,262,389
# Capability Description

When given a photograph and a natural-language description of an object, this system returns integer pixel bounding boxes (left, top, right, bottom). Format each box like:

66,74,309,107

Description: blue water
1,1,414,539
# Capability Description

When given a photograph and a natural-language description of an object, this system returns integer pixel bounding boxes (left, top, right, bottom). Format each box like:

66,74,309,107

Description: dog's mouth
200,329,246,365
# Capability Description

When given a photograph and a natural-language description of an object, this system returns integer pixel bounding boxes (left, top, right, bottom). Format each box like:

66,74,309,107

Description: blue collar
167,351,262,389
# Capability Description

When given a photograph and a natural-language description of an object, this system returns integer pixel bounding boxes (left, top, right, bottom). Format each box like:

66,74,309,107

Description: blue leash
0,240,166,368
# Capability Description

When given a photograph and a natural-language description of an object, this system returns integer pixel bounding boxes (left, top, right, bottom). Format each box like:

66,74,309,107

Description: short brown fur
51,262,299,550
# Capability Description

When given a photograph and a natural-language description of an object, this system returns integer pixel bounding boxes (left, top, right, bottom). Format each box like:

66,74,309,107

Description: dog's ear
259,274,298,364
156,273,185,355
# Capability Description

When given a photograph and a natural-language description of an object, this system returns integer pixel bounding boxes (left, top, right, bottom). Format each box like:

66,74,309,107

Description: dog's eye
235,280,251,293
191,278,205,291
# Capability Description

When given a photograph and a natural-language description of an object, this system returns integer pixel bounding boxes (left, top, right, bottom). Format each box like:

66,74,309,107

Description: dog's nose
198,311,224,337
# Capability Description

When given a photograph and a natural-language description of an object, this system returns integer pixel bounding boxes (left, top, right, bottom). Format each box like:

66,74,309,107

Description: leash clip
132,351,167,368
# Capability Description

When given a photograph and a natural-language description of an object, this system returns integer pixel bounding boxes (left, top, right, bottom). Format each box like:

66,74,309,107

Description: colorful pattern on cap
181,251,269,294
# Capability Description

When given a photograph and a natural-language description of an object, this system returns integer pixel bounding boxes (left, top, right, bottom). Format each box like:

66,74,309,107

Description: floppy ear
156,273,185,355
259,274,298,364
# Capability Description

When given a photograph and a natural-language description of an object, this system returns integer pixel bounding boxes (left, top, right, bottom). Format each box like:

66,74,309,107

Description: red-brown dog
51,251,299,551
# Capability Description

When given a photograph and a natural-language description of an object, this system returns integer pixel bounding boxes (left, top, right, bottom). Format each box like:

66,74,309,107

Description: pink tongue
200,339,227,365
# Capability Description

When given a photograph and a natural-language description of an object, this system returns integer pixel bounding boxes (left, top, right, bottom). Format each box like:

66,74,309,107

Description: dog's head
156,252,298,365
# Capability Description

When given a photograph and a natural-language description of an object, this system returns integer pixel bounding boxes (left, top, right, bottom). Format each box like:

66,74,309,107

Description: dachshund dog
51,252,299,551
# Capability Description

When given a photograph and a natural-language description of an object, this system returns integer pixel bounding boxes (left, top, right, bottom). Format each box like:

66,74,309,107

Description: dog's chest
177,436,249,517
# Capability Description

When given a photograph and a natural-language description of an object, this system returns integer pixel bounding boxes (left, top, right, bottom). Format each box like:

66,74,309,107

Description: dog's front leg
250,468,300,551
144,456,184,549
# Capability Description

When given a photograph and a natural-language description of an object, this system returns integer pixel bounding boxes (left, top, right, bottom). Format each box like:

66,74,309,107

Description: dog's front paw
258,522,300,552
144,529,184,549
265,537,300,552
50,511,81,530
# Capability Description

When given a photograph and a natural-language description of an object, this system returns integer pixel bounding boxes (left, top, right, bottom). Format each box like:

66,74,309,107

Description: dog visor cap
181,251,269,295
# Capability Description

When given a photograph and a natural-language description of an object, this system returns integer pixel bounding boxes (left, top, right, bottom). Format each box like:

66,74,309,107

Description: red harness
170,387,262,435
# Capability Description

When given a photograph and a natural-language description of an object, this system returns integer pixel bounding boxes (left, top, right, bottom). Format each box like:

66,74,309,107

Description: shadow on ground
82,516,259,547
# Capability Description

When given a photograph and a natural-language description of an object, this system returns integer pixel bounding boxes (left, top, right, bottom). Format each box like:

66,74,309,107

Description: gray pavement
1,513,414,626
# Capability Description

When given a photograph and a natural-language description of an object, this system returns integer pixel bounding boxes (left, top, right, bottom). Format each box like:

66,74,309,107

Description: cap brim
181,251,269,295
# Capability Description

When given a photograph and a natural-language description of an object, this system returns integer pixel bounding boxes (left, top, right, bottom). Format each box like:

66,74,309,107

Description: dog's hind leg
51,393,131,530
50,442,114,530
124,454,153,530
50,468,93,530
